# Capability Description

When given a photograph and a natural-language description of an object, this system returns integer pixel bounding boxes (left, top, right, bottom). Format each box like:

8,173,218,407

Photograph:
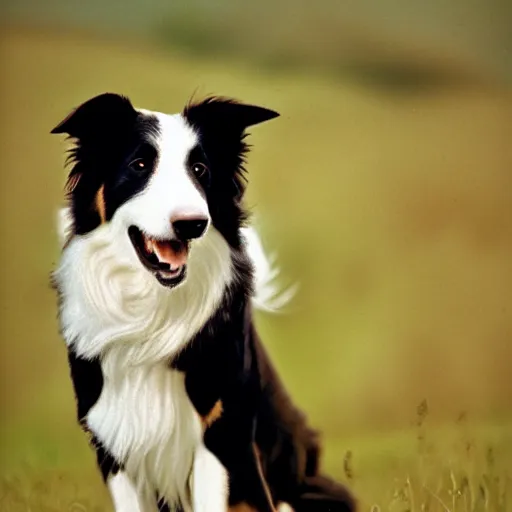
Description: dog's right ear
51,93,137,140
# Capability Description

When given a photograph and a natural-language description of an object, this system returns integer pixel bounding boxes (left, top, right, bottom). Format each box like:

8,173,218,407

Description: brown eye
192,162,209,179
130,158,148,172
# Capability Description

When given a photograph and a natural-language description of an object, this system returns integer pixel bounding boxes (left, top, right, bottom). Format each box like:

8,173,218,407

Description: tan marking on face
202,399,223,429
95,184,106,223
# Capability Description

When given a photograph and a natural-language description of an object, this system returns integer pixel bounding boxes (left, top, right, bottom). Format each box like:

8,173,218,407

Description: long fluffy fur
52,93,355,512
57,206,294,315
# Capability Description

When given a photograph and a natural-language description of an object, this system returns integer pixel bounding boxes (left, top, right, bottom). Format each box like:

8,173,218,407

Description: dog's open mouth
128,226,188,287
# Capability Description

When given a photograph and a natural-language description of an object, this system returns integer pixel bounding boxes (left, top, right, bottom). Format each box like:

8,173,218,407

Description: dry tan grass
327,403,512,511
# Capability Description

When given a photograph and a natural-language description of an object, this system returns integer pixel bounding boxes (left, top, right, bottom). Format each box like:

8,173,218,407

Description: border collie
51,93,356,512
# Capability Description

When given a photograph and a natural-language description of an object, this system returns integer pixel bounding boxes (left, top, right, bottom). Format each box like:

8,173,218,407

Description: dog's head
52,93,278,289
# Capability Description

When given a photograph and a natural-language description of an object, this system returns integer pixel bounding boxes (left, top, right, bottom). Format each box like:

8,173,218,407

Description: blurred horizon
2,0,511,88
0,2,511,509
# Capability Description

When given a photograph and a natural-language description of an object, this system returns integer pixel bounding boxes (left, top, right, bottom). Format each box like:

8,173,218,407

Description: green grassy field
0,26,511,511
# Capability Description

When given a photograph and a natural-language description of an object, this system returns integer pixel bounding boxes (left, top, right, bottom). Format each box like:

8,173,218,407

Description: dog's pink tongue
153,240,187,267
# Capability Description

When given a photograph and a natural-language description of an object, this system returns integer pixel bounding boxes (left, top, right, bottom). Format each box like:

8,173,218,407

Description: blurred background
1,1,511,510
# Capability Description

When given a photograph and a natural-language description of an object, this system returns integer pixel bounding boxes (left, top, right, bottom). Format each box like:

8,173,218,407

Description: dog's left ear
184,97,279,132
51,93,137,140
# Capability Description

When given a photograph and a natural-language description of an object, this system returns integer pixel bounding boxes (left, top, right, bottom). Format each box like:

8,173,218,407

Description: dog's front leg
191,443,229,512
107,471,158,512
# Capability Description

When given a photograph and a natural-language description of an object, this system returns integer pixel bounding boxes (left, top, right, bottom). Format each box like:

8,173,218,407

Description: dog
51,93,356,512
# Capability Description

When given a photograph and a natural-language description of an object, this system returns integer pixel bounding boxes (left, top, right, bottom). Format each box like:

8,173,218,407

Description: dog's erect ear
184,96,279,132
51,93,137,140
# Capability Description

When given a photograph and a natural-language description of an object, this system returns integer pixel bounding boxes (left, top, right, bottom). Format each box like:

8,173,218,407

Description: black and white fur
52,93,356,512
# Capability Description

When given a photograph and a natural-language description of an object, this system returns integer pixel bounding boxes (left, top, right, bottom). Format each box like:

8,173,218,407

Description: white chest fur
54,216,234,364
54,208,288,510
88,356,202,509
54,215,235,510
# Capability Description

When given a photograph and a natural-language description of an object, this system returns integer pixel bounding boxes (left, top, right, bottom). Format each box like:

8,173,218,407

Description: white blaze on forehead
147,111,200,205
139,109,197,151
116,109,209,239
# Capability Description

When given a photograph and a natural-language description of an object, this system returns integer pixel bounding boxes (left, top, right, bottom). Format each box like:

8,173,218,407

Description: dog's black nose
172,218,208,240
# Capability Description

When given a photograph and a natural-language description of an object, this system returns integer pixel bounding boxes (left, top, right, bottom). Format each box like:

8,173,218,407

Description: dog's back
254,325,356,511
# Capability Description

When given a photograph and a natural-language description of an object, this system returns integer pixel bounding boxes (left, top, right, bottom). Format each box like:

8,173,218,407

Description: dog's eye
191,162,209,179
129,158,149,172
